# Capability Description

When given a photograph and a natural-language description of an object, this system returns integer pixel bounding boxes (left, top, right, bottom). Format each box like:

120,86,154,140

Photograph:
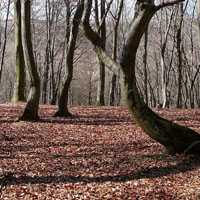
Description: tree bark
176,3,183,108
54,0,84,117
160,9,174,108
20,0,40,120
96,0,106,106
109,0,123,106
197,0,200,50
82,0,200,155
143,28,148,105
0,0,11,82
13,0,26,102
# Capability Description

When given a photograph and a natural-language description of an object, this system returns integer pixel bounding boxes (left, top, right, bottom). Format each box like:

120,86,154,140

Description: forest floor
0,102,200,199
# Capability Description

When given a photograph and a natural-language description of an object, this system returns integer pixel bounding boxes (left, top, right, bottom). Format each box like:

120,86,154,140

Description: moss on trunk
13,0,26,102
20,0,40,120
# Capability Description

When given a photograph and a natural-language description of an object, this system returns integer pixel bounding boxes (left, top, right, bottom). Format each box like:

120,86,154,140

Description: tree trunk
54,0,84,117
197,0,200,50
20,0,40,120
160,9,174,108
109,74,116,106
82,0,200,155
96,60,105,106
120,2,200,154
96,0,106,106
42,0,51,104
176,3,183,108
109,0,123,106
13,0,26,102
143,28,148,105
0,0,11,82
196,0,200,108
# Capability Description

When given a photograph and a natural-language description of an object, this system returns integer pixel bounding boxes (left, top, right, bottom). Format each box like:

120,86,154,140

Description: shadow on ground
1,155,199,186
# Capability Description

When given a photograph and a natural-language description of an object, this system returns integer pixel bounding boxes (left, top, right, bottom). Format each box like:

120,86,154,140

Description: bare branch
82,0,121,76
156,0,184,11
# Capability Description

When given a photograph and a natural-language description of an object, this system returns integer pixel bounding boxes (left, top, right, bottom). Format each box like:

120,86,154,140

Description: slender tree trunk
143,28,148,105
54,0,84,117
176,3,183,108
20,0,40,120
0,0,11,82
96,60,105,106
197,0,200,50
109,74,116,106
109,0,123,106
160,9,174,108
83,0,200,155
42,0,51,104
96,0,106,106
13,0,26,102
196,0,200,108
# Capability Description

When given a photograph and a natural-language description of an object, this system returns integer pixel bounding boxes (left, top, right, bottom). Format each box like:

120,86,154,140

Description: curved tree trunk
20,0,40,120
82,0,200,155
13,0,26,102
54,0,84,117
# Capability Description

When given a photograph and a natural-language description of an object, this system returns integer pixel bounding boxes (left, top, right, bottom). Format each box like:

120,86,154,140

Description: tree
13,0,26,102
109,0,123,106
20,0,40,120
54,0,84,117
176,2,184,108
197,0,200,50
82,0,200,155
160,7,175,108
0,0,11,82
42,0,64,105
142,28,149,105
95,0,107,106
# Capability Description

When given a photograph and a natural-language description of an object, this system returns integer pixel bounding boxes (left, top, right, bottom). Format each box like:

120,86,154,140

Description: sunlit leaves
0,102,200,199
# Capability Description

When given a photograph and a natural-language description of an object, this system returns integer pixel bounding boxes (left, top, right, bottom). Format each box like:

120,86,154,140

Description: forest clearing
1,0,200,198
0,102,200,199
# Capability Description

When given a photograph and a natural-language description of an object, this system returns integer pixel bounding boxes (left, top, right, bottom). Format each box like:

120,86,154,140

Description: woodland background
0,0,199,108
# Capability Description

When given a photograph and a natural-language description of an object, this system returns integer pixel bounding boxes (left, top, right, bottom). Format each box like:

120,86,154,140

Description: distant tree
109,0,123,106
198,0,200,49
176,2,184,108
160,7,174,108
42,0,64,105
83,0,200,155
20,0,40,120
13,0,26,102
95,0,107,106
0,0,11,82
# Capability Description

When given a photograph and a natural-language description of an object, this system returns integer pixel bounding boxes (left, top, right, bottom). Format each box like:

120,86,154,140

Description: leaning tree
82,0,200,155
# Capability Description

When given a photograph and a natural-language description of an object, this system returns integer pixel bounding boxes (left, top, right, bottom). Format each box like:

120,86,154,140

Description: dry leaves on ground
0,102,200,199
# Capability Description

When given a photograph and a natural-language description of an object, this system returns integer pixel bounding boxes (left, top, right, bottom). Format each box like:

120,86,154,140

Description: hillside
0,102,200,199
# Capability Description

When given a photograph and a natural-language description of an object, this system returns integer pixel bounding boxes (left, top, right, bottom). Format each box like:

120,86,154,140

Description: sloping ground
0,102,200,199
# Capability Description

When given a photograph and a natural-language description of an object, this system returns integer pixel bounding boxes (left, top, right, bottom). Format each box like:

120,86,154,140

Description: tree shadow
0,120,19,124
2,155,199,186
38,114,135,126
